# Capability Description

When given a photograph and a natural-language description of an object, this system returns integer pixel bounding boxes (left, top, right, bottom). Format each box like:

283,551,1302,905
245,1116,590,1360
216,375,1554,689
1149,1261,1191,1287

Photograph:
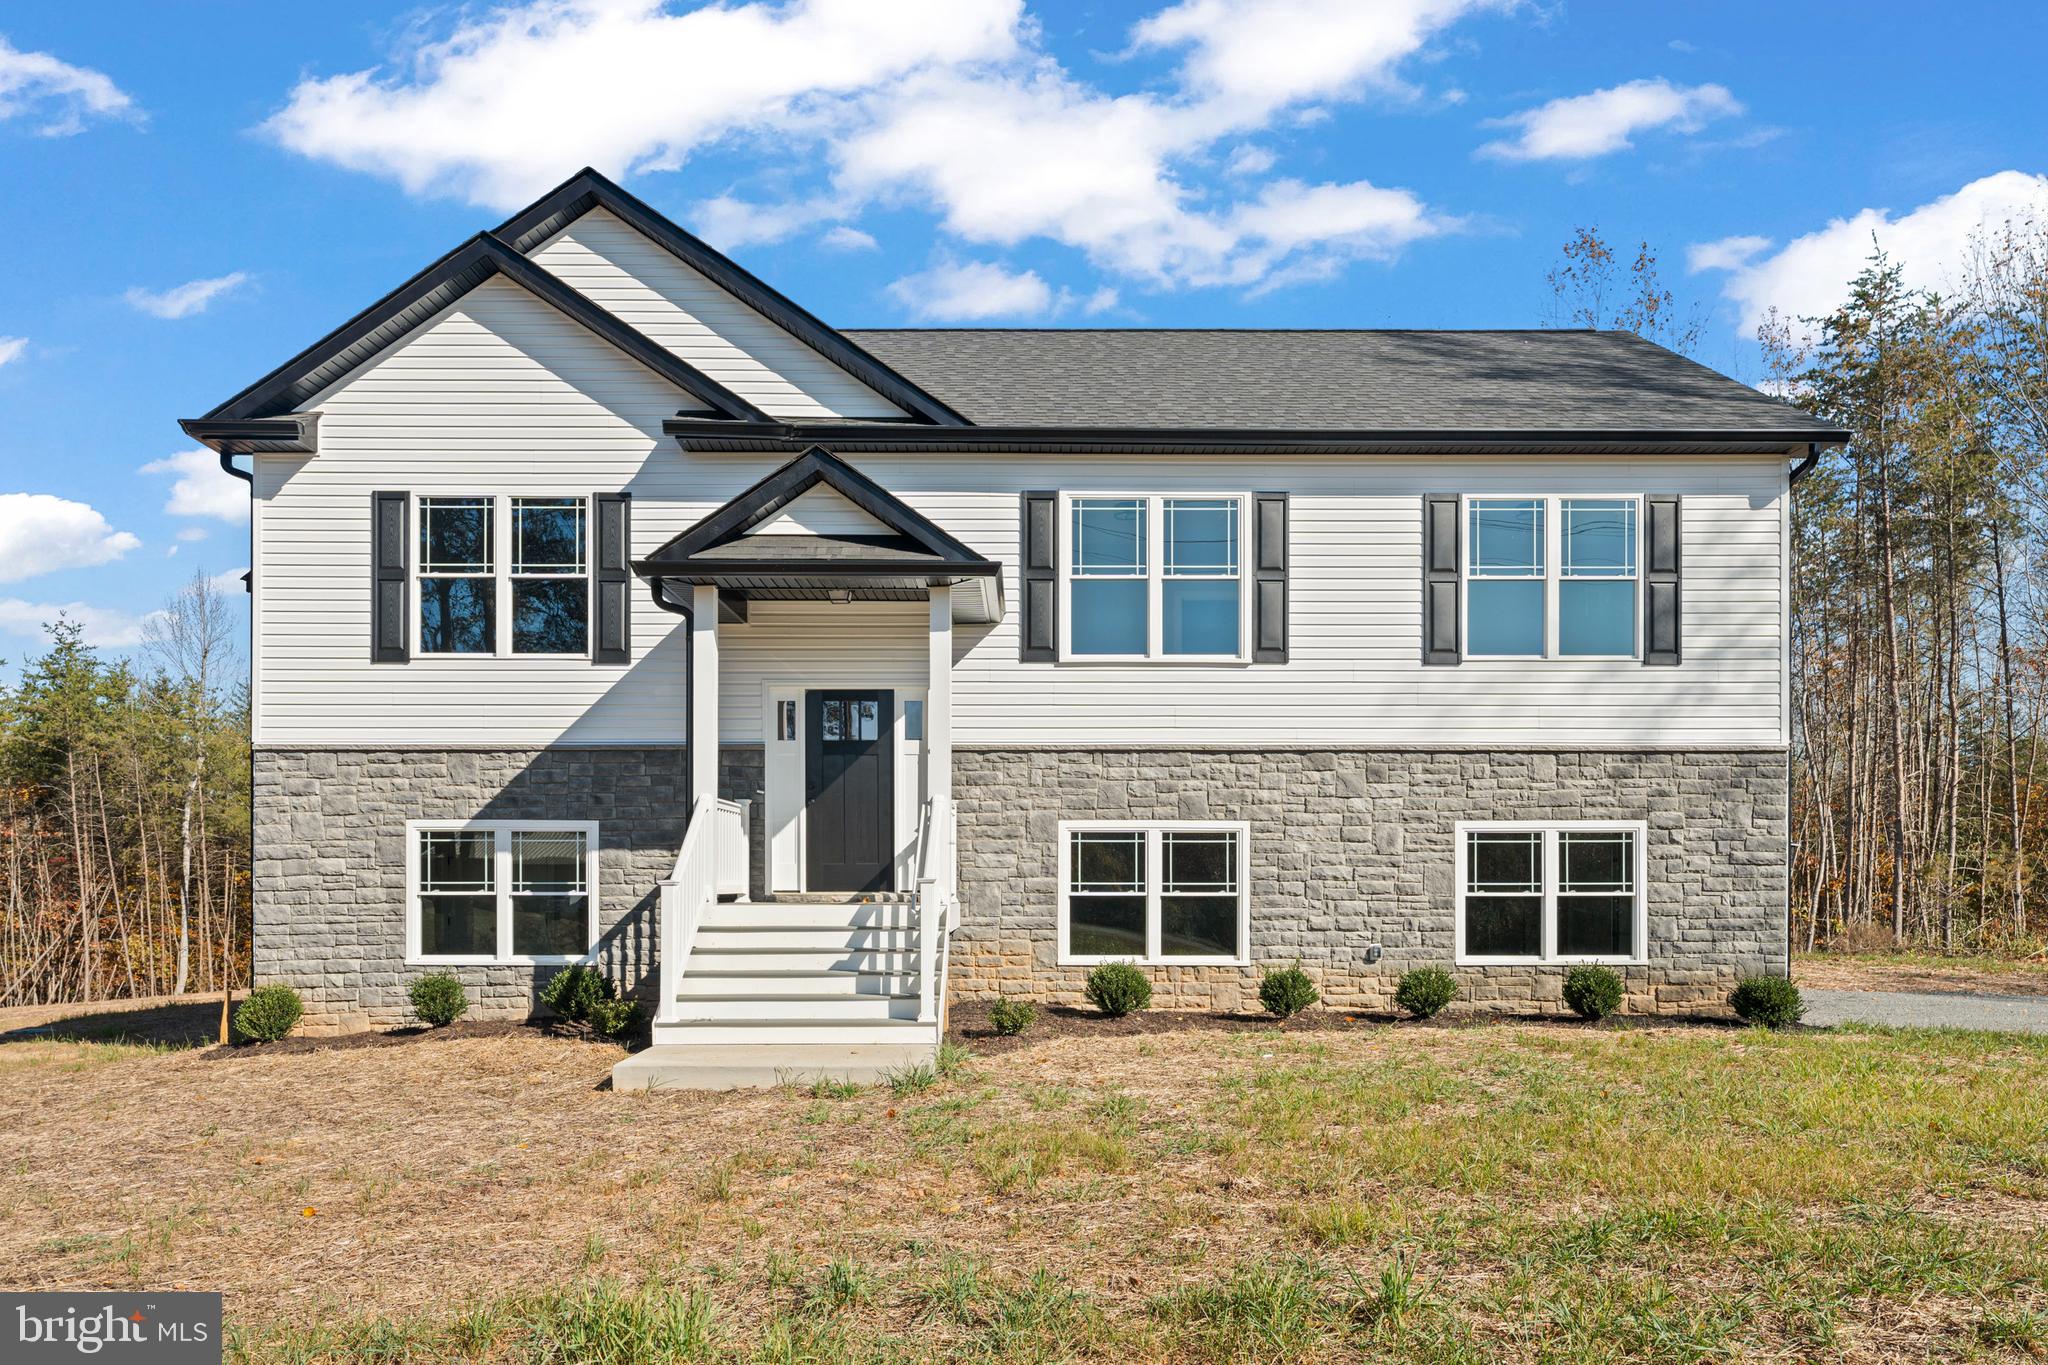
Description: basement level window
1454,821,1646,965
1058,821,1249,965
408,820,597,965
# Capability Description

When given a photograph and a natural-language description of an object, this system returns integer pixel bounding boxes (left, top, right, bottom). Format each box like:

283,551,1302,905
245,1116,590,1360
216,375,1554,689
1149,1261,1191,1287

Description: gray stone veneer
949,748,1788,1016
253,745,763,1030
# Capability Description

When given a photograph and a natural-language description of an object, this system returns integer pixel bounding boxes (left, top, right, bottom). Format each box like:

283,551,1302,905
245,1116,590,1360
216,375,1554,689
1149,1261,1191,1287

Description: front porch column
927,585,953,821
691,584,719,809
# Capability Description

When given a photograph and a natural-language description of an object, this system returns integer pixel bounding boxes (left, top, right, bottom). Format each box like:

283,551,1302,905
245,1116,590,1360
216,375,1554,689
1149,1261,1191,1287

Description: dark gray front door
805,689,894,892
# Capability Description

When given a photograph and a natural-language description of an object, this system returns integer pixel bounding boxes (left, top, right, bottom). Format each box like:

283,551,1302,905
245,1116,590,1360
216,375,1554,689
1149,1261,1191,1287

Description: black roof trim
640,445,994,570
496,168,972,428
194,232,769,424
180,414,319,456
663,417,1853,454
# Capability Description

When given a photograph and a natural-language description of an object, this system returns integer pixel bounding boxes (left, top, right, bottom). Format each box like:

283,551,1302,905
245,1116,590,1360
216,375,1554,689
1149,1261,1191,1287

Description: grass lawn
1,1005,2045,1362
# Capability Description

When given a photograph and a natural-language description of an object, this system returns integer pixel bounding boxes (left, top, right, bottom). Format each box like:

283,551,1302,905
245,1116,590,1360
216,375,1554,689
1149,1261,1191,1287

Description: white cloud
1479,78,1741,161
262,0,1480,294
0,493,140,581
887,260,1054,320
1684,233,1770,275
1083,286,1120,314
819,225,878,251
176,526,209,543
1223,144,1275,177
1692,170,2048,334
0,598,161,648
209,569,250,597
125,272,250,319
141,449,249,523
264,0,1024,208
0,35,137,136
1129,0,1506,115
0,336,25,368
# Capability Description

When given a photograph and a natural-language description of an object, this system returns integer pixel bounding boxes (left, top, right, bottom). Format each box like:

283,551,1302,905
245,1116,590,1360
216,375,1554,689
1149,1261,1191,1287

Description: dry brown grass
1795,952,2048,997
2,1009,2045,1361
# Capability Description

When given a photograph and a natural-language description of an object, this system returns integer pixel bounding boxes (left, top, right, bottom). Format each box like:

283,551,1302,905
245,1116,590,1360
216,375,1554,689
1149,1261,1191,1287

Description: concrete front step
651,1016,933,1047
666,992,920,1021
611,1041,936,1092
677,969,919,997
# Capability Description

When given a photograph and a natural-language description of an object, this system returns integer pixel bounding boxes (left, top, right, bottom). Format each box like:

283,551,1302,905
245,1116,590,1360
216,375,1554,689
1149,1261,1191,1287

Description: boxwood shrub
539,964,614,1022
1393,966,1456,1020
233,984,304,1044
586,997,644,1040
1083,962,1153,1017
408,972,469,1028
989,998,1036,1035
1730,976,1805,1028
1258,964,1320,1018
1561,964,1624,1021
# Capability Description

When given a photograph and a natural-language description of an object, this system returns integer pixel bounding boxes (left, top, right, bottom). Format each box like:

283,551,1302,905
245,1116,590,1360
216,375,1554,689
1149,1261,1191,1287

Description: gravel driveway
1803,987,2048,1034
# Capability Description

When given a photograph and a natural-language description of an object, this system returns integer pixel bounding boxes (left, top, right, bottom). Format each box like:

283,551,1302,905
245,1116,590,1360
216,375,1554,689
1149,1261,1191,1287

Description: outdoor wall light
1364,944,1383,964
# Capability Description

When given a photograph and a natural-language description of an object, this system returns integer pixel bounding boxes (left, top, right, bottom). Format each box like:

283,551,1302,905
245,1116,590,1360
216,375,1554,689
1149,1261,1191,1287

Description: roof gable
498,169,969,427
198,233,769,426
643,446,988,568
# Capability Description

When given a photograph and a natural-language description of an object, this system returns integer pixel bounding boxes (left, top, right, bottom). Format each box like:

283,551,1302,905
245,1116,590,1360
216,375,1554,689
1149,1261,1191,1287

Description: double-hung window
409,820,597,963
1063,494,1245,659
1455,821,1645,964
417,496,590,656
1059,821,1249,964
1464,496,1638,658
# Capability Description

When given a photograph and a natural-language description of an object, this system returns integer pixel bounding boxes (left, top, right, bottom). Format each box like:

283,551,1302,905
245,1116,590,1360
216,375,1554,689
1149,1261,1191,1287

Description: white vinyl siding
528,208,906,420
258,438,1788,747
253,276,695,745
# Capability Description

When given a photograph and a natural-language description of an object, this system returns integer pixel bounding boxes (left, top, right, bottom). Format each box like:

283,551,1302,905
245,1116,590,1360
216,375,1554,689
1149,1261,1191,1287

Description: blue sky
2,0,2045,675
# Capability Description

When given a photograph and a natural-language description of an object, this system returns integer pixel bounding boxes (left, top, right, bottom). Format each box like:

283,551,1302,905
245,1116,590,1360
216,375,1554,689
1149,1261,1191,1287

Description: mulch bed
942,998,1744,1055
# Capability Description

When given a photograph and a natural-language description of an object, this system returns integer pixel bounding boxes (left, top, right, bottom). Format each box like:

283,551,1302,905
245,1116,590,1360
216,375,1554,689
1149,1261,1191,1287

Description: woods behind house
1,574,249,1005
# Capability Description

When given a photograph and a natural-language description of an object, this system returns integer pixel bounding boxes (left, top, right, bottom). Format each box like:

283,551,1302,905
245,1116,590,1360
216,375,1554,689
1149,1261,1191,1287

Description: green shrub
233,984,304,1044
585,997,643,1040
1561,964,1624,1021
539,964,614,1022
989,998,1036,1036
1393,967,1456,1020
1258,964,1320,1018
1730,975,1805,1028
1083,962,1152,1017
408,972,469,1028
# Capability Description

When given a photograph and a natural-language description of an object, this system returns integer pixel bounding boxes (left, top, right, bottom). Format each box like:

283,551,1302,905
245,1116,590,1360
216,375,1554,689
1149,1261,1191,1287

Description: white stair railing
915,795,958,1028
656,794,718,1024
714,797,750,899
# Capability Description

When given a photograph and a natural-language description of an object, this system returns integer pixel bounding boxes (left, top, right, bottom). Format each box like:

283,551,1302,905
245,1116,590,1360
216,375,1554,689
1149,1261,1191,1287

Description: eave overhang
664,417,1853,456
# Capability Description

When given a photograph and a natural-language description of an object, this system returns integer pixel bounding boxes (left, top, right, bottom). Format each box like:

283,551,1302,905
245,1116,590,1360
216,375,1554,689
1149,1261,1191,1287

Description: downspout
1788,442,1822,487
648,579,699,809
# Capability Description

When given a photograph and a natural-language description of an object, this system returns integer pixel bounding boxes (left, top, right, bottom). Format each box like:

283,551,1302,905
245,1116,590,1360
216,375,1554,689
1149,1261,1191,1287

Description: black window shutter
1644,494,1681,666
1020,491,1057,661
371,491,408,663
1252,492,1288,662
594,492,632,665
1422,494,1460,665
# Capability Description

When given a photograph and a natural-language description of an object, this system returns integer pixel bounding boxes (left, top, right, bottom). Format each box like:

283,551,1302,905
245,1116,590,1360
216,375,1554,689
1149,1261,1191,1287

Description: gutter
664,417,1855,454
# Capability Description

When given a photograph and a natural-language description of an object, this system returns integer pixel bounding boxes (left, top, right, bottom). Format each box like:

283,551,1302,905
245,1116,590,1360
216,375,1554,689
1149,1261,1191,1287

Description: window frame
1452,819,1648,966
1056,491,1252,663
404,818,600,966
412,494,594,660
1056,819,1251,966
1459,493,1641,661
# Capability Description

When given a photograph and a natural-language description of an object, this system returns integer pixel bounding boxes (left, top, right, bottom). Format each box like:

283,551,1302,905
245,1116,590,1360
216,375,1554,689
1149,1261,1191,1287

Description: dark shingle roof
838,328,1836,435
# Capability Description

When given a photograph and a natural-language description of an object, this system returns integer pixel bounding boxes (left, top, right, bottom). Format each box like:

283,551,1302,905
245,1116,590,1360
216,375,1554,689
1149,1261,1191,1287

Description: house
183,168,1846,1087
